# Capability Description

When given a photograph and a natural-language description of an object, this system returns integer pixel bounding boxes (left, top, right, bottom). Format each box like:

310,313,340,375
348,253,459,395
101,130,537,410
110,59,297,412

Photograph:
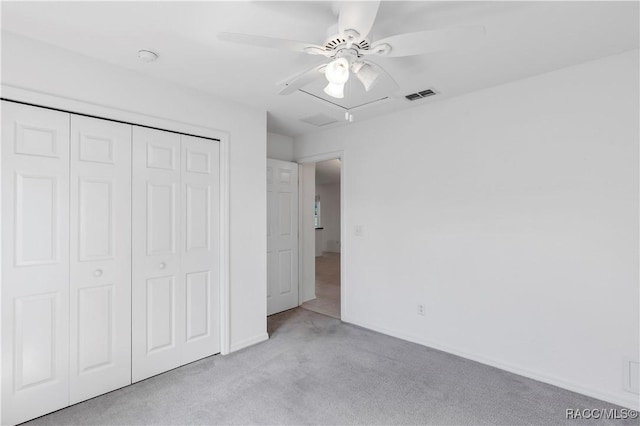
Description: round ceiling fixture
137,49,158,63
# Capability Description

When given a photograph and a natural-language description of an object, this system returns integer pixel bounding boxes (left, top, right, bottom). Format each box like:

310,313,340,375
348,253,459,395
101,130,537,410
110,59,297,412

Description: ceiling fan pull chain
344,111,354,122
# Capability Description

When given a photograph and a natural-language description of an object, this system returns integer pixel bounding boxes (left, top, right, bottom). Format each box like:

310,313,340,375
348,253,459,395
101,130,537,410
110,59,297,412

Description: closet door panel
132,126,184,382
180,136,220,363
1,101,70,425
69,115,132,404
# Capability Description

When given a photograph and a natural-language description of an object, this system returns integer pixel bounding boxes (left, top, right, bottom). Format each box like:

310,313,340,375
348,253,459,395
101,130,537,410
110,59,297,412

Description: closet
1,100,221,425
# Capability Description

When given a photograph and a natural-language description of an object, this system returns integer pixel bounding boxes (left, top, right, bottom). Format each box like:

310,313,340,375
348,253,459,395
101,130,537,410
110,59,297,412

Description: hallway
300,253,340,319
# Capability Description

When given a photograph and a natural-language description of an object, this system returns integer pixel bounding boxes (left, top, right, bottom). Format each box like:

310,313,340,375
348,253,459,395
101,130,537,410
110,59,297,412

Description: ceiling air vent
405,89,438,101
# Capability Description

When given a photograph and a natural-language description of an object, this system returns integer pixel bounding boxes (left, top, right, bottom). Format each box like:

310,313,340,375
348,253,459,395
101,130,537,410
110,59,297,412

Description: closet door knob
94,269,103,277
159,262,166,269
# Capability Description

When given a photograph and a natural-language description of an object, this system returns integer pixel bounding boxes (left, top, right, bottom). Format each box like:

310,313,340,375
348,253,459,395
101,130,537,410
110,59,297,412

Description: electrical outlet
417,304,426,316
354,225,363,236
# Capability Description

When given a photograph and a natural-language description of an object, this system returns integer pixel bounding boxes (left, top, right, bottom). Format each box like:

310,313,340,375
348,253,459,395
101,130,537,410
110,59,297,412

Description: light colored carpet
26,308,635,425
300,253,340,319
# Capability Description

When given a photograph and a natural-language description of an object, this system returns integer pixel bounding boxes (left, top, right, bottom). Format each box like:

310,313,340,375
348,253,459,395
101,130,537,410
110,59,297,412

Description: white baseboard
300,292,316,304
344,318,640,411
229,333,269,353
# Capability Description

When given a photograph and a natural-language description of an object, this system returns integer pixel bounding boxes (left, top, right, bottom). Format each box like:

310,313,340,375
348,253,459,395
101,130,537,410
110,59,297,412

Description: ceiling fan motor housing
333,48,360,64
323,34,370,53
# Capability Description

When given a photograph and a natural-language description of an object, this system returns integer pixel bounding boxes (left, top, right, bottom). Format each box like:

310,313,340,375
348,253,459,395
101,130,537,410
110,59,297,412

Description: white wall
1,32,268,353
295,50,640,409
267,132,294,162
316,183,341,253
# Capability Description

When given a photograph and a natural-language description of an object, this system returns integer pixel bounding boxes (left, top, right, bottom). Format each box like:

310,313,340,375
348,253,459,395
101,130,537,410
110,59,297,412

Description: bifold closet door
132,127,181,382
132,127,220,382
1,101,70,425
69,115,132,404
180,135,220,364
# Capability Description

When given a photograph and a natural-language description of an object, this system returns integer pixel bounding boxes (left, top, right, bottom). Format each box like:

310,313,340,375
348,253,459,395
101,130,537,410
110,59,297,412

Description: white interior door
267,159,299,315
132,126,183,382
132,127,220,382
180,135,220,364
1,101,70,425
69,115,132,403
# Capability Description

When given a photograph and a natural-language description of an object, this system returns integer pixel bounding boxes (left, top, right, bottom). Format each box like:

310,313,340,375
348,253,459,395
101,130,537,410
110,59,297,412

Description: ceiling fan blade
278,63,328,95
338,1,380,42
367,25,486,57
218,32,329,55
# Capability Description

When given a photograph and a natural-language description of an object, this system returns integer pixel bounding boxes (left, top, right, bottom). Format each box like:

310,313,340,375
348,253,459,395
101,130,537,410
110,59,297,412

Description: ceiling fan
218,1,485,99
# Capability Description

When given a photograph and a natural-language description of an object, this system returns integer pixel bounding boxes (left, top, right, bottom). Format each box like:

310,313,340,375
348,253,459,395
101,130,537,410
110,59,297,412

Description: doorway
300,159,341,319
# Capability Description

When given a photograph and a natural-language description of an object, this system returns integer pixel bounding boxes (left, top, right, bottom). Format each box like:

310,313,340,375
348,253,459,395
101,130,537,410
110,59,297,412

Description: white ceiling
1,1,638,137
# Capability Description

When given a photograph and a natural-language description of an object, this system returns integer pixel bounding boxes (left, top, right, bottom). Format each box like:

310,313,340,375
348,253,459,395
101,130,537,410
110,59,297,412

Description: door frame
0,85,232,358
296,150,346,321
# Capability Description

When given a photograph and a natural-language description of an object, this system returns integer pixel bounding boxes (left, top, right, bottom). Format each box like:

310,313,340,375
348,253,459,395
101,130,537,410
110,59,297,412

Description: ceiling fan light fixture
324,82,345,99
353,62,380,92
325,57,350,84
